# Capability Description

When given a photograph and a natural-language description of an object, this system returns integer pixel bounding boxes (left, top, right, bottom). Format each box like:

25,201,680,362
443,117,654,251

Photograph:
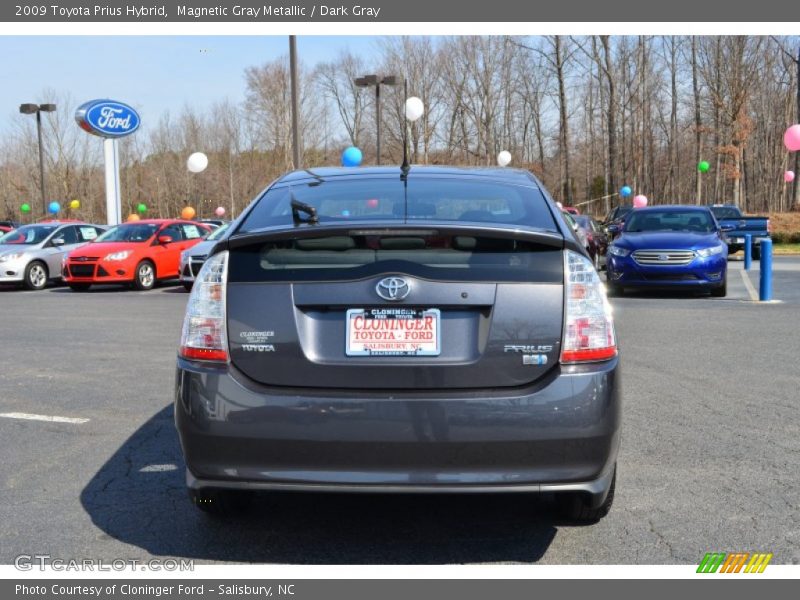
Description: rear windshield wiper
291,196,319,225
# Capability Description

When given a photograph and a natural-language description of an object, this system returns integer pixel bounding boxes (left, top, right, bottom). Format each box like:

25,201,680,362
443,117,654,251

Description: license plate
732,237,744,243
346,308,440,356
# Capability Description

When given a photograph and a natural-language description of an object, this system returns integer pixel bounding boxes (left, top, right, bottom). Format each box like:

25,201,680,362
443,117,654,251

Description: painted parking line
739,269,759,302
0,412,89,424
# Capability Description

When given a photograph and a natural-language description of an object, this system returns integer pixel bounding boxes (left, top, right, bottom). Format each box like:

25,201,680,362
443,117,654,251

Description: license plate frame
345,308,441,357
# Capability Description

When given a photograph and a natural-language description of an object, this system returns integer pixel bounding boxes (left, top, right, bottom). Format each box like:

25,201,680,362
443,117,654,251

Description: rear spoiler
221,221,566,252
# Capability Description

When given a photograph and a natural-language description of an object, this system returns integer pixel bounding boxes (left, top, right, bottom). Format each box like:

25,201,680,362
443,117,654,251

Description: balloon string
572,192,620,208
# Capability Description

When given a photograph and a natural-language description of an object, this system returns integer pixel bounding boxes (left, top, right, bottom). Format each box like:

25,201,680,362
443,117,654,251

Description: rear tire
559,467,616,523
606,282,623,297
189,488,252,517
752,246,761,261
23,261,48,291
133,260,156,291
711,277,727,297
182,281,193,292
68,283,92,292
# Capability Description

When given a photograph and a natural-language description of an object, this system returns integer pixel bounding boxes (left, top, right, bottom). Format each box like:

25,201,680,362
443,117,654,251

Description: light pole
289,35,301,170
354,74,402,165
19,103,56,217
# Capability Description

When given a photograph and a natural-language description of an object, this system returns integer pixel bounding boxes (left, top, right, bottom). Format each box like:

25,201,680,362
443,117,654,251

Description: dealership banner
1,0,794,22
4,579,799,599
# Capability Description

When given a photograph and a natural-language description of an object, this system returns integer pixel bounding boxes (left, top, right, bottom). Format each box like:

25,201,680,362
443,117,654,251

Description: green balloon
698,161,710,173
20,203,31,213
136,203,147,213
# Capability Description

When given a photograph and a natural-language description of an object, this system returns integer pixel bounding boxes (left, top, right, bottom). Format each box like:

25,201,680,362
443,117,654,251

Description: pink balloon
784,170,795,183
784,125,800,152
215,206,226,217
633,195,648,208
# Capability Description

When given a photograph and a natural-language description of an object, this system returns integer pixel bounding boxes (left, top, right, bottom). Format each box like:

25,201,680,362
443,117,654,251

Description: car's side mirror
158,235,173,245
51,237,65,246
720,224,735,232
607,224,620,234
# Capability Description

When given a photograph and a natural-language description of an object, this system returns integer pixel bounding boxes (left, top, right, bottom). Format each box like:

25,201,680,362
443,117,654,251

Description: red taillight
560,251,617,364
767,219,772,233
561,346,618,363
179,252,229,363
180,347,229,362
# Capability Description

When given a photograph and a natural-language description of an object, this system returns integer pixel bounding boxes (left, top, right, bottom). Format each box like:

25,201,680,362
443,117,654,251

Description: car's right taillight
179,251,228,363
561,250,617,364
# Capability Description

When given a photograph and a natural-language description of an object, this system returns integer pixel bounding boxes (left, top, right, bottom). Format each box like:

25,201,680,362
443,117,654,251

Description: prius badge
376,277,410,301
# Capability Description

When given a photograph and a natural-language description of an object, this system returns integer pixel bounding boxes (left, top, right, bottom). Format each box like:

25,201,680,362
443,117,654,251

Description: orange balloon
181,206,196,220
127,213,141,222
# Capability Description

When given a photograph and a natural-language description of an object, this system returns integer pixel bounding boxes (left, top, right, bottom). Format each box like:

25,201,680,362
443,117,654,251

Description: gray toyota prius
174,166,620,522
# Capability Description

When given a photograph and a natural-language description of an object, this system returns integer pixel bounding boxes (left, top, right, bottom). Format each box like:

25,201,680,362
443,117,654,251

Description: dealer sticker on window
346,308,441,356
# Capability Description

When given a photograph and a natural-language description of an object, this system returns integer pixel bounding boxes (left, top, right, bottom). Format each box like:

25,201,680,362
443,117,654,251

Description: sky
0,35,385,135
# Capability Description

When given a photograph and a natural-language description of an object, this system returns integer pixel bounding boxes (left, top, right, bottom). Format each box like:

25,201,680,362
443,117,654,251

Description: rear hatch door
225,225,565,390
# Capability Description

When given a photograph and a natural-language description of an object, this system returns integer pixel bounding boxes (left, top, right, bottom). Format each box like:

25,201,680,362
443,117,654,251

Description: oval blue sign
75,99,140,138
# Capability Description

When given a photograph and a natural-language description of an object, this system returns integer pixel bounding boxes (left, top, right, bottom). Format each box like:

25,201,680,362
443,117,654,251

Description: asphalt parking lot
1,257,798,565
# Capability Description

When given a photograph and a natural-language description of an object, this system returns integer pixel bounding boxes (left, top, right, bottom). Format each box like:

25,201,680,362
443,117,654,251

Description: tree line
2,35,799,224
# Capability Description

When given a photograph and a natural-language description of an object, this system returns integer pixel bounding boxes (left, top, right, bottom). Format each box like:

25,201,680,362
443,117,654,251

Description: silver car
179,222,231,291
0,222,106,290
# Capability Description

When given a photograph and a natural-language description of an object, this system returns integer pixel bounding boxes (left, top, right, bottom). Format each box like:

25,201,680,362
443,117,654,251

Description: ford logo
376,277,410,301
658,253,669,261
75,99,140,138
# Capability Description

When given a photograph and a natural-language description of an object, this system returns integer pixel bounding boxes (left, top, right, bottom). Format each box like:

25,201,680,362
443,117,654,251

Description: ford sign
75,99,140,138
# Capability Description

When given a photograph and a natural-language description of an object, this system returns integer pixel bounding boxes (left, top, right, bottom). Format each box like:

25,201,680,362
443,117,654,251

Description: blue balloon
342,146,363,167
48,201,61,214
620,186,632,197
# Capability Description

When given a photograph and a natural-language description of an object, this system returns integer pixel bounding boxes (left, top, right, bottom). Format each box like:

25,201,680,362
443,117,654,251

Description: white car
0,222,106,290
179,222,231,291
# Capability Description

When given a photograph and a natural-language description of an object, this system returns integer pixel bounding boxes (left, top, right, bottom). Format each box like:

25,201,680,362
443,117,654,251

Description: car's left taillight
561,250,617,364
179,251,228,363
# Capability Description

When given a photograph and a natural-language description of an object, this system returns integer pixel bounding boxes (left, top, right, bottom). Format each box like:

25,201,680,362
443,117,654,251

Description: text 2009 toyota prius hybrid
174,166,620,522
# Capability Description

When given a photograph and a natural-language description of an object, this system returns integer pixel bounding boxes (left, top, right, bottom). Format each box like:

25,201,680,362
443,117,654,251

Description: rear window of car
239,178,558,232
710,206,742,220
228,233,563,284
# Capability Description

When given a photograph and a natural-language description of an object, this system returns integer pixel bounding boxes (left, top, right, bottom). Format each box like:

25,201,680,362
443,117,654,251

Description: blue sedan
605,206,729,297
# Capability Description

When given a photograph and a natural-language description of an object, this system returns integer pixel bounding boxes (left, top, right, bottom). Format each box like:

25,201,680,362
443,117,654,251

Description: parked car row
0,219,226,291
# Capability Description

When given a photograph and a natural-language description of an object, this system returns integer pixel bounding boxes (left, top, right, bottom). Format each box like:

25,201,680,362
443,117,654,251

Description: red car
63,219,211,291
563,206,581,215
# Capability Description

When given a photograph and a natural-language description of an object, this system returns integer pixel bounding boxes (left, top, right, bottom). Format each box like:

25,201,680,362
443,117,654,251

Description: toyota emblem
376,277,411,301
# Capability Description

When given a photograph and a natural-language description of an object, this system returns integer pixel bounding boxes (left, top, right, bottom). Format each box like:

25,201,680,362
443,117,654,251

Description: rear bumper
607,254,726,288
174,358,621,498
727,233,771,254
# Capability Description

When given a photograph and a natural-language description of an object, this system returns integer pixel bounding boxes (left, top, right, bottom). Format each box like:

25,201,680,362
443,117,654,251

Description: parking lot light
19,102,57,217
354,73,402,165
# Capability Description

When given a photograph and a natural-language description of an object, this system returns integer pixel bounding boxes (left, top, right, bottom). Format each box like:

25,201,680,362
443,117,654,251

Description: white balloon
497,150,512,167
405,96,424,122
556,201,563,209
187,152,209,173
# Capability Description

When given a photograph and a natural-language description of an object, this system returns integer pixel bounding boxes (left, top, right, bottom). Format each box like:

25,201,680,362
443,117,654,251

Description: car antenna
290,192,319,225
400,78,411,180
